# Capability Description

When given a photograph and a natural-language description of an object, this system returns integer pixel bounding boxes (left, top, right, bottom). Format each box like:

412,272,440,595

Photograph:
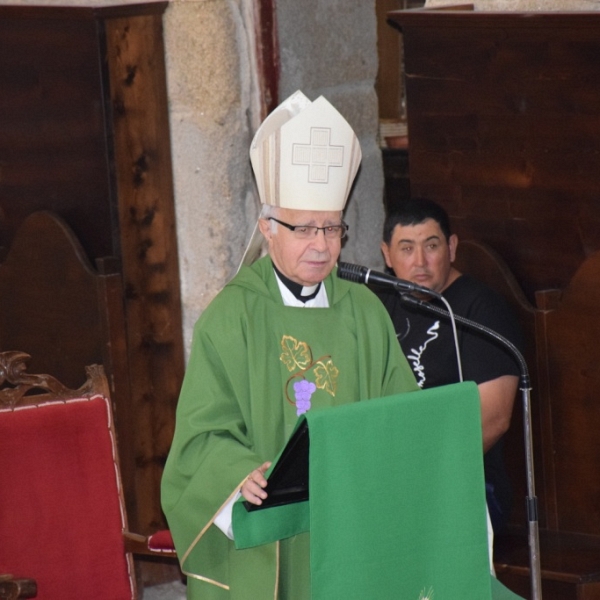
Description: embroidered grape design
280,335,337,413
293,379,316,416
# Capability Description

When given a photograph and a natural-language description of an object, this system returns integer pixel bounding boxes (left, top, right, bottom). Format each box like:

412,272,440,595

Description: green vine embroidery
279,334,339,415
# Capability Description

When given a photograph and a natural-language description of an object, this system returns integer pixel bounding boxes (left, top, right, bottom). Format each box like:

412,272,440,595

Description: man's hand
241,461,272,505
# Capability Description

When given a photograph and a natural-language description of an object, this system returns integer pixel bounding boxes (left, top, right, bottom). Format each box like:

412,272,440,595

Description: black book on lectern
244,420,310,512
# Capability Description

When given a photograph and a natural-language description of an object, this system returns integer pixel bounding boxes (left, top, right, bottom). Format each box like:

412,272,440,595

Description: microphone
337,262,439,297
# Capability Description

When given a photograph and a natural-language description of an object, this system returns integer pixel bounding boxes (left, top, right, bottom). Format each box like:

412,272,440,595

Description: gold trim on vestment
274,541,280,600
178,474,281,596
179,475,250,591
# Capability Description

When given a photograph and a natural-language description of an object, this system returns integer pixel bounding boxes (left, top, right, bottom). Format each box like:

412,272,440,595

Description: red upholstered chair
0,351,176,600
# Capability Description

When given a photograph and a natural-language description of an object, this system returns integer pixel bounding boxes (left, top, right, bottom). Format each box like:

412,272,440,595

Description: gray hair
259,204,281,233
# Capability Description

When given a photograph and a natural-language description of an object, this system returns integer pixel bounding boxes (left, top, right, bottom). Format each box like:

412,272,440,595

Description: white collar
275,274,329,308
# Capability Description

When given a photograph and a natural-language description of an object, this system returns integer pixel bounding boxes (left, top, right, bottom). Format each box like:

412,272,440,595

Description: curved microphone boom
337,262,440,298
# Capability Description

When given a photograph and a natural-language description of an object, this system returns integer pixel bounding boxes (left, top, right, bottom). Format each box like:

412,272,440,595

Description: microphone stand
399,292,542,600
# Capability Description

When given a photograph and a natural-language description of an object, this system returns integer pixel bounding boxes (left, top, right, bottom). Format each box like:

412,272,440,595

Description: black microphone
337,262,440,297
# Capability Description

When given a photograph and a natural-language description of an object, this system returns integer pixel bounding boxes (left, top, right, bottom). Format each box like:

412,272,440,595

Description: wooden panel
387,9,600,302
382,148,411,214
453,240,542,531
496,572,600,600
0,11,113,258
104,10,184,534
376,0,405,121
537,252,600,535
0,212,114,389
495,530,600,600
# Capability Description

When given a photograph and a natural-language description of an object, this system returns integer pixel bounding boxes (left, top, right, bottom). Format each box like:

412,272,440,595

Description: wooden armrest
0,574,37,600
495,529,600,584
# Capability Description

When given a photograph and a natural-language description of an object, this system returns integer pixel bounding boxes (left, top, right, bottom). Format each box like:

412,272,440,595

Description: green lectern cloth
234,382,524,599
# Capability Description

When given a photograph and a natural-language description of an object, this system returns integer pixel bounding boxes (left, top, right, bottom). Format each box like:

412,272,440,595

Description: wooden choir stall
388,4,600,599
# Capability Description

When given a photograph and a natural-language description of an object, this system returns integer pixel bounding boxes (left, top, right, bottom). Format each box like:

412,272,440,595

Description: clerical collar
272,261,321,302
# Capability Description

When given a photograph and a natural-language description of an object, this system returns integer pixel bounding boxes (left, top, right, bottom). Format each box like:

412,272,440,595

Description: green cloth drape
234,382,525,599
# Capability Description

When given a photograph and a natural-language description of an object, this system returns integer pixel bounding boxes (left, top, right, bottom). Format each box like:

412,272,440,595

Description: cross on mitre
292,127,344,184
249,90,361,212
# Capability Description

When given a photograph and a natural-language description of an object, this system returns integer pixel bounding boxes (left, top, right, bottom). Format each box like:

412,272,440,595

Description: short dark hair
383,198,452,244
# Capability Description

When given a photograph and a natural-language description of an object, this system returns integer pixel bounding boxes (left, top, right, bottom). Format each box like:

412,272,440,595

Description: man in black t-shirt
376,198,523,536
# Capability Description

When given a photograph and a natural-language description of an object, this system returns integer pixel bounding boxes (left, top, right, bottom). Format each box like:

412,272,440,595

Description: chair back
0,351,137,599
453,239,541,530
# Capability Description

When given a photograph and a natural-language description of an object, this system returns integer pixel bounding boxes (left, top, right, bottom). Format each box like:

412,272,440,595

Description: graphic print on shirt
279,334,339,416
418,586,434,600
406,321,440,388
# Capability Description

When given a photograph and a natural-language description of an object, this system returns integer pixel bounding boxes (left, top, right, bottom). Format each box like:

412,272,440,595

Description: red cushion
0,396,135,599
147,529,175,553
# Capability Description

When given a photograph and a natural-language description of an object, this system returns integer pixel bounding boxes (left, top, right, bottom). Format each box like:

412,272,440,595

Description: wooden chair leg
0,575,37,600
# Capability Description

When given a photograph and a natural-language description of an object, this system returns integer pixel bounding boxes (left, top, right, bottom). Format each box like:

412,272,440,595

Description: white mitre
240,90,362,267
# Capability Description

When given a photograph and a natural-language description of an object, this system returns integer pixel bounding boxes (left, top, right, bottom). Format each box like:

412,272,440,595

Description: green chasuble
161,256,418,600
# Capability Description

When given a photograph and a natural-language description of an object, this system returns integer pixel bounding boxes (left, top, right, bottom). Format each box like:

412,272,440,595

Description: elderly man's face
258,208,343,287
381,218,458,294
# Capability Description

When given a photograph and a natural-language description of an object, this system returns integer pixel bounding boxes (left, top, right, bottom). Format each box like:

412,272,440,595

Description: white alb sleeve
213,491,241,540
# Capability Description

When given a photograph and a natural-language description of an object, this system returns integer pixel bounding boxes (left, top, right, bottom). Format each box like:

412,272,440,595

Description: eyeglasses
268,217,348,240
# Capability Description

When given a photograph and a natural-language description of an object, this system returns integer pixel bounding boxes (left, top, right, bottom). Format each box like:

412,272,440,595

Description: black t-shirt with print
375,274,524,533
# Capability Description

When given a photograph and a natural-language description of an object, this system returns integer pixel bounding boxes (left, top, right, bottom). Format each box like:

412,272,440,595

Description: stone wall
275,0,384,271
163,0,258,345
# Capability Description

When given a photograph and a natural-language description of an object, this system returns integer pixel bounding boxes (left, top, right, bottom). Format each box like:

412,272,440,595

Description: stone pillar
276,0,385,268
164,0,259,348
